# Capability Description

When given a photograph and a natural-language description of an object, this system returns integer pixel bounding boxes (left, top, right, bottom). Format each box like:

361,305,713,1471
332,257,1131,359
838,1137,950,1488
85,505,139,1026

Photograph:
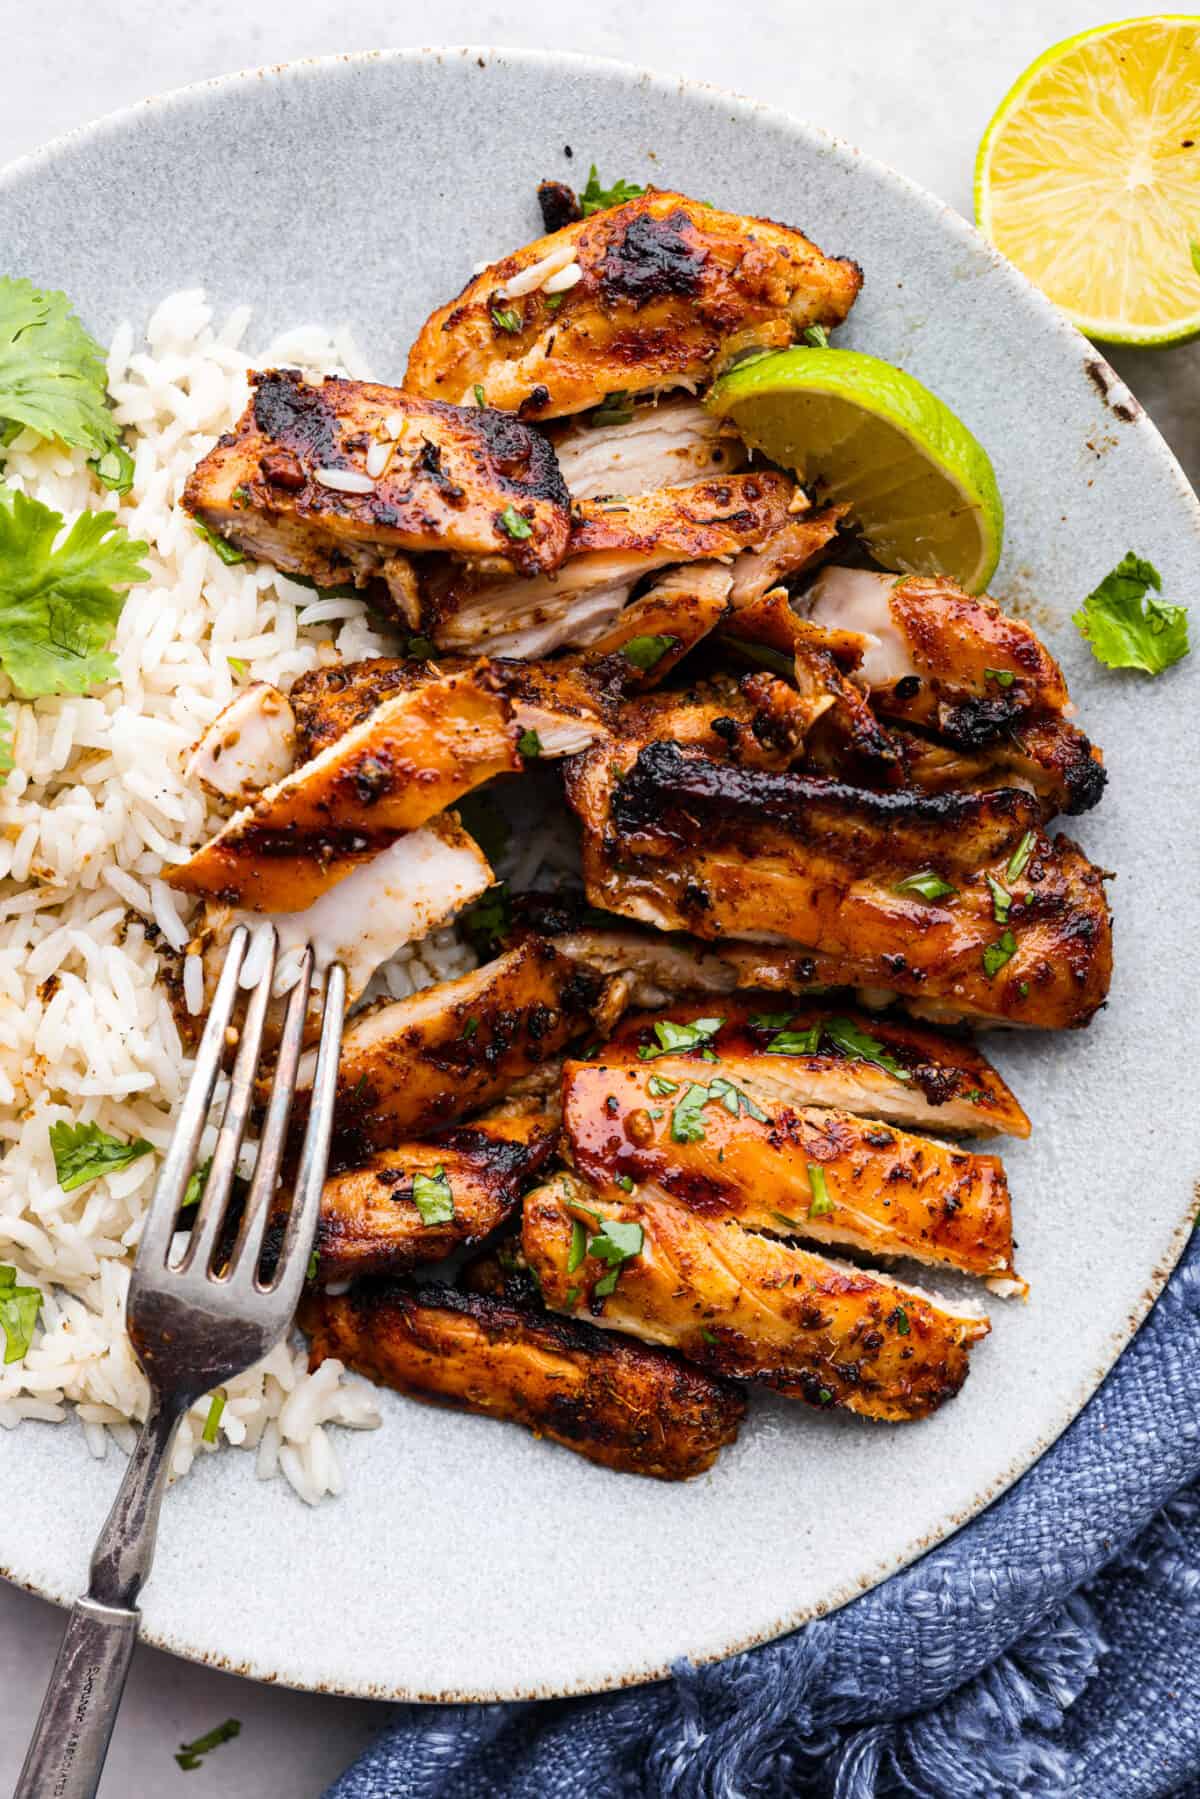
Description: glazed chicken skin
316,1101,558,1278
184,372,573,613
170,666,518,911
404,190,862,420
597,999,1031,1138
523,1173,989,1422
301,1278,746,1480
562,1060,1023,1291
567,740,1113,1029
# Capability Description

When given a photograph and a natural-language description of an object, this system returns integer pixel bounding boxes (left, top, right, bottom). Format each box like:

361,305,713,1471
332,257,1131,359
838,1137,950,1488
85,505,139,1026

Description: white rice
0,290,475,1504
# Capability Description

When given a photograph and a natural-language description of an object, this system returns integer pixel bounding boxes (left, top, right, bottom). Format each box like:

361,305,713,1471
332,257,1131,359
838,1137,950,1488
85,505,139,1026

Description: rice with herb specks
0,291,476,1503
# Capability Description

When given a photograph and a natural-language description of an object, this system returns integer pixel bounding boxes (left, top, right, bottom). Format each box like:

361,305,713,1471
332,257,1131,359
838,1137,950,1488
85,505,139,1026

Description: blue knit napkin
328,1231,1200,1799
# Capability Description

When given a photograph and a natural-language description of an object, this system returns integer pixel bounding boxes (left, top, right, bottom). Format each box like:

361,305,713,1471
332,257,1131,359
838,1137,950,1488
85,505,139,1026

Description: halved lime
707,348,1004,593
976,17,1200,346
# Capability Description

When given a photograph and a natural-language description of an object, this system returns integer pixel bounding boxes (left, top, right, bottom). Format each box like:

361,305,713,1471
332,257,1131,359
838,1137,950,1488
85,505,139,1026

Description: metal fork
15,925,346,1799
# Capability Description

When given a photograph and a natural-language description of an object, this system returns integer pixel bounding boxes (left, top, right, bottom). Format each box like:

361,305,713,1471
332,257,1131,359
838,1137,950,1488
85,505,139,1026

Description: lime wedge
707,348,1004,593
975,17,1200,346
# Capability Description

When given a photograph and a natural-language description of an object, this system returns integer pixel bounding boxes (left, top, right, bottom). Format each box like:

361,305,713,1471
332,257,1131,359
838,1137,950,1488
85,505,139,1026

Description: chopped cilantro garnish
306,1248,319,1282
0,278,117,453
637,1016,725,1061
893,869,957,901
564,1285,580,1307
772,1210,802,1230
180,1157,211,1213
985,873,1013,924
517,726,543,757
622,633,677,672
748,1011,795,1031
670,1076,766,1143
699,1327,718,1345
647,1073,678,1097
175,1718,241,1772
411,1165,454,1226
983,667,1016,688
405,633,438,659
499,504,533,541
579,167,647,215
983,929,1018,978
459,879,511,954
591,391,635,427
587,1217,644,1298
614,1173,635,1192
823,1018,911,1082
89,443,136,496
807,1164,833,1217
462,1016,479,1041
1006,830,1036,884
817,1387,833,1405
1072,551,1189,674
202,1391,225,1444
764,1025,823,1057
0,1266,41,1363
473,384,486,407
725,636,795,679
491,306,523,334
193,519,244,565
803,324,830,348
49,1120,152,1192
567,1219,586,1275
888,1306,911,1335
227,656,249,678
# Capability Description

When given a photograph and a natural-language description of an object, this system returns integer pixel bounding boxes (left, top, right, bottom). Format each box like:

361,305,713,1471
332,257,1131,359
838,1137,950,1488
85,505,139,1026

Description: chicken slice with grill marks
890,716,1107,819
183,370,573,608
596,998,1030,1139
404,191,862,420
296,938,612,1165
547,396,748,499
300,1278,746,1480
169,665,518,911
419,470,800,658
564,739,1113,1029
524,1173,989,1422
562,1059,1024,1292
315,1098,558,1279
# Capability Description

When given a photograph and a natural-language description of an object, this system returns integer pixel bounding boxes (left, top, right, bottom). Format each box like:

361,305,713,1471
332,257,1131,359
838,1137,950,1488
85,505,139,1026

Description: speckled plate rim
0,44,1198,1704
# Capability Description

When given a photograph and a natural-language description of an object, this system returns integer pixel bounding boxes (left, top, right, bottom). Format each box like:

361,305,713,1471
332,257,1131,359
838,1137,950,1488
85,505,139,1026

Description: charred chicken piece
548,396,748,499
184,371,573,608
316,1099,558,1278
563,1059,1024,1291
301,1278,746,1480
305,939,611,1163
404,191,862,420
891,716,1107,819
420,471,803,658
597,998,1030,1138
169,666,517,912
524,1173,989,1422
565,740,1113,1029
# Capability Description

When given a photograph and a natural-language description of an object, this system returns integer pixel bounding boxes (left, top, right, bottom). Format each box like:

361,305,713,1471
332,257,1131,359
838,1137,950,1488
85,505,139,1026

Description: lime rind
707,347,1004,592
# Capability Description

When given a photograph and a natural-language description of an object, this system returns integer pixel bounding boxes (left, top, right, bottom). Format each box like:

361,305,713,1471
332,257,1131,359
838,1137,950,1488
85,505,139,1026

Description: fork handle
14,1596,140,1799
16,1397,183,1799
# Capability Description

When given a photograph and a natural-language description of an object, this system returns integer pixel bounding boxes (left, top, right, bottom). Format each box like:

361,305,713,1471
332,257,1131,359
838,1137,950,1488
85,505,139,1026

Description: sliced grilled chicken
893,716,1107,818
549,396,747,498
596,999,1030,1138
562,1059,1023,1290
806,569,1072,731
524,1173,989,1422
186,683,297,802
421,471,798,658
404,191,862,419
196,812,491,1022
565,740,1113,1029
184,370,572,603
728,510,848,610
170,666,517,911
316,1099,558,1278
585,563,732,684
301,1279,746,1479
308,938,610,1163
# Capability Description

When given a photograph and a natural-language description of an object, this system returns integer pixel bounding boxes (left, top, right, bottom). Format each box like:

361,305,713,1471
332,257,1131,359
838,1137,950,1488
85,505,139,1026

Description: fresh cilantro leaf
306,1248,319,1282
227,656,249,679
579,167,647,215
175,1718,241,1772
983,666,1015,687
498,504,533,541
517,727,543,757
748,1012,795,1031
1005,830,1036,884
725,636,795,679
772,1210,802,1230
705,1076,767,1121
888,1306,911,1336
588,1219,644,1265
0,490,149,697
807,1163,833,1217
764,1025,822,1057
646,1073,678,1097
637,1016,725,1061
563,1284,580,1307
1072,552,1189,674
699,1326,718,1345
0,278,117,453
404,634,438,659
49,1120,152,1192
460,880,510,952
622,633,677,672
803,324,830,348
473,383,486,407
983,929,1018,978
0,1265,41,1363
491,306,523,334
202,1391,225,1444
411,1164,454,1226
88,443,135,496
823,1018,911,1082
193,519,244,565
180,1157,211,1212
893,869,957,901
567,1219,587,1275
985,873,1012,924
591,391,635,427
670,1082,712,1144
614,1173,635,1192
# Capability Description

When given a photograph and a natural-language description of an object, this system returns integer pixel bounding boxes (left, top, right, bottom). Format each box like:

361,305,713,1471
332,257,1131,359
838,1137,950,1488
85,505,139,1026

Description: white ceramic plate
1,47,1197,1702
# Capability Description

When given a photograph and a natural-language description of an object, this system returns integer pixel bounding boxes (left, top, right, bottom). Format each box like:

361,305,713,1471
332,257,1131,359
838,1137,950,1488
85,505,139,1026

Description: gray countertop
1,4,1196,1793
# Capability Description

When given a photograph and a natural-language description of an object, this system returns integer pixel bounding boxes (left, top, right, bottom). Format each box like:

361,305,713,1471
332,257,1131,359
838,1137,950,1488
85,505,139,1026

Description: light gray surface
1,7,1198,1795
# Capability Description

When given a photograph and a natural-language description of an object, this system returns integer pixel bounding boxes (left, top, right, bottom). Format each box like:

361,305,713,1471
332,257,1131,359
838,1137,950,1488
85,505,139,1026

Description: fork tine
134,925,251,1274
267,960,346,1310
224,948,314,1291
178,926,278,1277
